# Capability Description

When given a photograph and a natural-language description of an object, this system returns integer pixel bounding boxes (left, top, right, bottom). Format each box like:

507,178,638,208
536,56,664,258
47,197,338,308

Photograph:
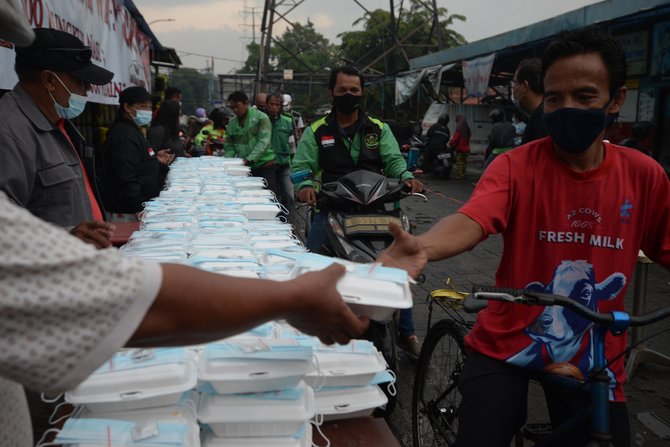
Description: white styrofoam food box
314,384,388,421
54,419,201,447
198,382,314,438
198,357,310,394
65,349,197,413
242,203,281,220
77,391,200,423
304,349,387,388
201,423,311,447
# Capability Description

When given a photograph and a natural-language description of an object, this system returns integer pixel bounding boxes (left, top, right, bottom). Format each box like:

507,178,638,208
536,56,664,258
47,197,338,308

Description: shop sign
651,21,670,79
615,30,648,77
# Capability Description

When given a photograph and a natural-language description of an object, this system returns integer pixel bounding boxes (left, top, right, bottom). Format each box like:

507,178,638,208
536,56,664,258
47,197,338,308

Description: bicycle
411,279,472,447
412,284,670,447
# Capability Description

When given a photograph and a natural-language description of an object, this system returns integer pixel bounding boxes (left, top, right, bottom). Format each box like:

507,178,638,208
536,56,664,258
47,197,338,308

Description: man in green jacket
224,91,277,194
267,93,295,217
292,65,423,359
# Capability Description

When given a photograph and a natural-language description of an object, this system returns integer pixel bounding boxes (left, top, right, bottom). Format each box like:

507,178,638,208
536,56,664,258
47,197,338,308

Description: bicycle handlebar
468,285,670,328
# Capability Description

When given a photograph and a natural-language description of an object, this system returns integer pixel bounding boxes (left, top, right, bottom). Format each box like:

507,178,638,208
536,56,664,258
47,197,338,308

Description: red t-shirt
459,137,670,401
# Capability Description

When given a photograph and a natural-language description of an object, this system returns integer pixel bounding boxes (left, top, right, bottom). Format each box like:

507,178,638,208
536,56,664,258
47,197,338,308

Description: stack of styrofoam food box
277,324,393,422
196,323,316,446
60,347,202,446
57,157,413,445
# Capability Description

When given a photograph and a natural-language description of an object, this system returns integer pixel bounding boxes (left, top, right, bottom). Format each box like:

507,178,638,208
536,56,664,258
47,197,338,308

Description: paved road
293,157,670,446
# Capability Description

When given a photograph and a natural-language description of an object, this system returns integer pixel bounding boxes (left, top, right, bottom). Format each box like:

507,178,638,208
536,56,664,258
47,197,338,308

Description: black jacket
100,118,164,213
312,111,385,185
426,122,451,152
520,105,548,145
148,124,186,157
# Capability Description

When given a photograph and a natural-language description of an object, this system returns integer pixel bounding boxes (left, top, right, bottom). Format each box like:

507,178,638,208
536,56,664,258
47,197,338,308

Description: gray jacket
0,84,99,227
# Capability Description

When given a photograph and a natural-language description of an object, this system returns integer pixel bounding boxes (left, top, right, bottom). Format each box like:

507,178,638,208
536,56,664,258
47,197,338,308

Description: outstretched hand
70,220,116,249
378,221,428,279
285,264,369,345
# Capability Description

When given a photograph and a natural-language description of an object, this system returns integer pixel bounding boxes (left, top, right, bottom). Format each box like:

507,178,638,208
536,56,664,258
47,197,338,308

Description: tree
339,1,466,74
238,20,336,117
273,20,335,73
238,41,261,74
339,1,466,119
238,20,335,75
168,67,211,116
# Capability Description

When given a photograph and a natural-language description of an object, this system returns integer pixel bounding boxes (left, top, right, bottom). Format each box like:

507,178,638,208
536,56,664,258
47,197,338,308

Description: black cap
15,28,113,85
119,86,152,105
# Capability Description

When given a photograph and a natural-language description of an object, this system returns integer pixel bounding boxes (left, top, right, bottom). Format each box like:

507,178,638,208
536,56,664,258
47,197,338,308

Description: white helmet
282,94,292,108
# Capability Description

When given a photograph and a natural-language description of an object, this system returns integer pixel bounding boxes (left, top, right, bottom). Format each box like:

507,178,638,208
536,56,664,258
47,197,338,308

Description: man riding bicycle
380,26,670,447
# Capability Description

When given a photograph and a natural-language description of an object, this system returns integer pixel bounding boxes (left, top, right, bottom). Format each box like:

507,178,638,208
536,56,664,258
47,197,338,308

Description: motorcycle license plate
437,153,452,160
343,215,401,236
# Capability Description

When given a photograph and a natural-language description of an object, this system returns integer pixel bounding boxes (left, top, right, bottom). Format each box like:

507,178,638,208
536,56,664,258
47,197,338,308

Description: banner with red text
0,0,152,104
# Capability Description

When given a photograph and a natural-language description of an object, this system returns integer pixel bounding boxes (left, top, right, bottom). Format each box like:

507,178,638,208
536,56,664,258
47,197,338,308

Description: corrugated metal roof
124,0,182,67
410,0,670,70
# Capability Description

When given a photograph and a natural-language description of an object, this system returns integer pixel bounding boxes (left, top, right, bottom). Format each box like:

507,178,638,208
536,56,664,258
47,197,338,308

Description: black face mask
543,107,616,154
333,93,361,115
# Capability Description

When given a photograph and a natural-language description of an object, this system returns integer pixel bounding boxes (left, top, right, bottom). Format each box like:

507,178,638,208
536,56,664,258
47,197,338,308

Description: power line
176,50,245,64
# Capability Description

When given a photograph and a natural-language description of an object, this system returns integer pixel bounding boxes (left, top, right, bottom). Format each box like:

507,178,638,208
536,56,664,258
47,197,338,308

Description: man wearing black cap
0,27,116,248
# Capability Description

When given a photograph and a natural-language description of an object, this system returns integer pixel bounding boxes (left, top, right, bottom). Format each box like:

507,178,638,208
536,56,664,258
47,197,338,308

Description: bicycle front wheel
412,319,467,447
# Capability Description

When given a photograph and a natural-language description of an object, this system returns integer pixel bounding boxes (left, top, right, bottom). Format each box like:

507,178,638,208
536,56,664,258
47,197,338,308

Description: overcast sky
135,0,603,74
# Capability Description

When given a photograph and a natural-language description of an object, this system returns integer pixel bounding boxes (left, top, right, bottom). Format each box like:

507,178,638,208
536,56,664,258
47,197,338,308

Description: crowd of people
1,1,669,446
0,20,368,447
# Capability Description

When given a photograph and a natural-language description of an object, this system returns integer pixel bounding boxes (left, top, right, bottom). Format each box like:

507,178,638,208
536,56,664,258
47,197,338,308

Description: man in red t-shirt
381,27,670,447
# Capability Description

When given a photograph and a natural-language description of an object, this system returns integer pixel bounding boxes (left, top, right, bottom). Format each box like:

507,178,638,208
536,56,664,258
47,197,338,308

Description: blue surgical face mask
54,418,191,445
93,348,186,374
543,106,615,154
204,340,313,361
48,72,87,120
133,108,153,126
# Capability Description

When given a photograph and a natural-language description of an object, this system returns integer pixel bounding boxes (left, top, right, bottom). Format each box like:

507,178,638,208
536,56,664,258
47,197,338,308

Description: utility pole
256,0,276,97
239,7,260,44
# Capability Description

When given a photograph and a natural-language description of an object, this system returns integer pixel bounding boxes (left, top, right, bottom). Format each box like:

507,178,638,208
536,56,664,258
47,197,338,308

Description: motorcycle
198,129,225,156
401,135,426,172
432,147,456,179
292,169,427,417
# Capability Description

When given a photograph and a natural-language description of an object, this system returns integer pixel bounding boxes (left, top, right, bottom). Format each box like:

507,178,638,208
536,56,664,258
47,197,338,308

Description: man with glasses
512,58,547,145
0,28,115,248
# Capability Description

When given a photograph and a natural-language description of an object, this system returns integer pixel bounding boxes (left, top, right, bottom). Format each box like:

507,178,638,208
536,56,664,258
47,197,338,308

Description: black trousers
251,163,279,197
453,351,630,447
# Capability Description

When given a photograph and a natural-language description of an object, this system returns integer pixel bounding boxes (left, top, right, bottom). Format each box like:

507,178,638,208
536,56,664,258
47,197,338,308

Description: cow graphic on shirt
507,260,626,383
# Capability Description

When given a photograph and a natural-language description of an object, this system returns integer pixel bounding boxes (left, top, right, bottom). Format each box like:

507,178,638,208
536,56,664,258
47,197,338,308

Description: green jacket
292,111,413,191
224,107,275,168
270,113,293,166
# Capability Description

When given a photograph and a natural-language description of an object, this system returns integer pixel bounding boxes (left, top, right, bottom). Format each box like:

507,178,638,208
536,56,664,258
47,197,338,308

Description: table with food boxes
42,157,412,447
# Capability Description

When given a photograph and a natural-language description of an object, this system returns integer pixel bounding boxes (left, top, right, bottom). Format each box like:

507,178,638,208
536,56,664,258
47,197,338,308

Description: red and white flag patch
321,135,335,147
148,147,155,157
